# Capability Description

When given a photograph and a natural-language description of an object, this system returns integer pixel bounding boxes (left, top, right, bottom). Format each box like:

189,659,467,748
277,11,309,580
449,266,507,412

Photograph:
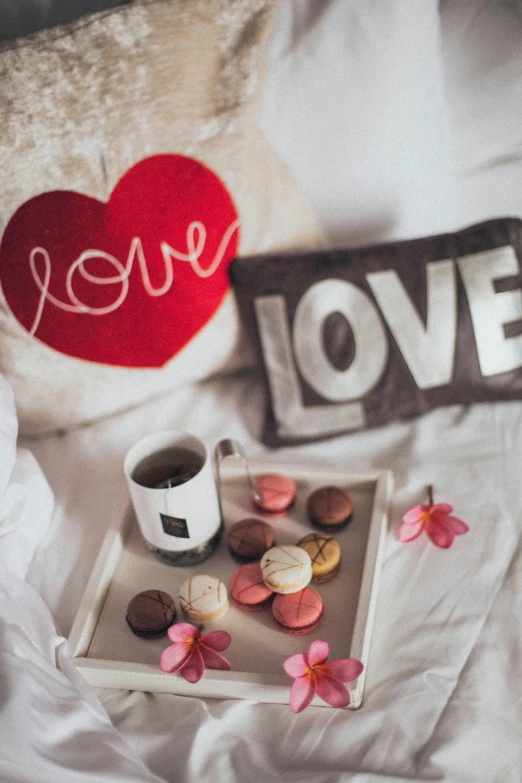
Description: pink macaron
252,473,296,515
271,587,323,634
229,563,274,611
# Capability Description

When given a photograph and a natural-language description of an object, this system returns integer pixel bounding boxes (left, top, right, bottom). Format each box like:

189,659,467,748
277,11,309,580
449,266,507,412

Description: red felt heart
0,155,240,367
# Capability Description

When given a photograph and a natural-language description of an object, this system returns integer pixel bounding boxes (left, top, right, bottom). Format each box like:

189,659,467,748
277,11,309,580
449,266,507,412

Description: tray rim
67,461,394,709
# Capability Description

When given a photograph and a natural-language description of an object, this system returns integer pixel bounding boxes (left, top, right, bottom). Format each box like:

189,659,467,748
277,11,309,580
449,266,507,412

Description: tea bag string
164,479,172,514
163,474,185,513
214,438,262,505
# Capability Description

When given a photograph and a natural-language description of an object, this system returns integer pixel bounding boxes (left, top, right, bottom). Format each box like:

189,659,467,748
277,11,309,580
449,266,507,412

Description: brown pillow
0,0,323,434
230,217,522,445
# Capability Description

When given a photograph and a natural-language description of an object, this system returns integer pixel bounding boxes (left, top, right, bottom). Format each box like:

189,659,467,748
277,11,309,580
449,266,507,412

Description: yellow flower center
421,510,431,527
305,666,317,683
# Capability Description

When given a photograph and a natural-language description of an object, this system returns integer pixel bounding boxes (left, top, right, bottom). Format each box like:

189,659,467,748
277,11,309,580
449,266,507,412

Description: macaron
179,575,229,622
227,518,275,562
297,532,342,583
272,587,323,634
260,545,312,594
252,473,296,515
125,589,177,638
306,485,353,531
229,563,274,611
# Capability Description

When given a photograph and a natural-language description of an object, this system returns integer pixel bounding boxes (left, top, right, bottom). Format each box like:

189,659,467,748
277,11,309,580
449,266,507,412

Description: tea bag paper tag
160,513,190,538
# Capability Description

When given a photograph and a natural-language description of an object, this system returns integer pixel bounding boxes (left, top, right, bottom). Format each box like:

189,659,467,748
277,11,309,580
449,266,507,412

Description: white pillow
258,0,456,245
441,0,522,224
0,0,323,435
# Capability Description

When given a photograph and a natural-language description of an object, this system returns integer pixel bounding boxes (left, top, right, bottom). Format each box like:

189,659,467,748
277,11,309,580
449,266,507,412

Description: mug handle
213,438,262,506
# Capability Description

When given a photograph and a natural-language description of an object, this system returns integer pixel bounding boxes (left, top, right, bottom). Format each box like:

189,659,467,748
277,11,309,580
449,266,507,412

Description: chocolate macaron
227,518,275,562
298,532,341,583
272,587,323,634
126,589,177,638
229,563,274,611
306,485,353,532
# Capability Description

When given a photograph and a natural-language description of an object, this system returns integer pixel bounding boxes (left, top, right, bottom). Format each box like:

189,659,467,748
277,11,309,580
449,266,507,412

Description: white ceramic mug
124,430,222,565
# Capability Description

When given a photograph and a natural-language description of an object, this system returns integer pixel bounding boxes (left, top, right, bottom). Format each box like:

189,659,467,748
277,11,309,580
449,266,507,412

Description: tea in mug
132,447,203,489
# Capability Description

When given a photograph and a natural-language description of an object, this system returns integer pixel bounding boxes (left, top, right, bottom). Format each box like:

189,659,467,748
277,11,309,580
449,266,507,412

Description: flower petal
199,643,231,671
446,515,469,535
167,623,200,643
289,675,316,713
320,658,364,683
427,519,455,548
283,653,309,679
180,644,205,683
200,630,231,652
315,671,351,708
401,505,426,525
160,642,193,674
432,503,453,514
307,640,329,666
398,520,424,542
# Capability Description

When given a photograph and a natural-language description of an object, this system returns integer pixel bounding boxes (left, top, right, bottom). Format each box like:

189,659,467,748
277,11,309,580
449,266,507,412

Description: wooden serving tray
67,461,393,709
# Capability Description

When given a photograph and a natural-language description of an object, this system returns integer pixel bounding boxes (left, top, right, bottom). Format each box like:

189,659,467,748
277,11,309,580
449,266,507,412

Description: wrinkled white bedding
3,2,522,781
9,369,522,782
0,379,164,783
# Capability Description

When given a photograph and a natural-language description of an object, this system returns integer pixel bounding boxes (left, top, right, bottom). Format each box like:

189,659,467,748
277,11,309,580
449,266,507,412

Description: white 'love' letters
254,244,522,438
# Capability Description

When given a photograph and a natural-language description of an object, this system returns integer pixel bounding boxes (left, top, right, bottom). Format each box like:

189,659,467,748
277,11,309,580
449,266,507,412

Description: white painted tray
67,461,393,709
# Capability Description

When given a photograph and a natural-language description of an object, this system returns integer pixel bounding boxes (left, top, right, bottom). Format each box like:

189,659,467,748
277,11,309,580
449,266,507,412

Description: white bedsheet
12,374,522,783
0,376,164,783
3,2,522,781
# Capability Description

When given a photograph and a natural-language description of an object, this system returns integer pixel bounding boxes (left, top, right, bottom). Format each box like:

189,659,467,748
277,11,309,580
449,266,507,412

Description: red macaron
252,473,296,516
272,587,323,634
229,563,275,611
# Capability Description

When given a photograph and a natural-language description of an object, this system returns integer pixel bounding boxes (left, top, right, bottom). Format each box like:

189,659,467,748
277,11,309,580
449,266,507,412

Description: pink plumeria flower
160,622,231,683
283,639,364,713
399,485,469,549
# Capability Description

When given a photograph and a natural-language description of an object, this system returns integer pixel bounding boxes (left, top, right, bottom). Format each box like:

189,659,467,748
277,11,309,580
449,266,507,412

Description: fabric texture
231,217,522,444
0,0,130,41
3,1,522,782
0,578,165,783
0,373,163,782
0,0,323,435
0,375,54,580
21,370,522,783
441,0,522,227
257,0,455,246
